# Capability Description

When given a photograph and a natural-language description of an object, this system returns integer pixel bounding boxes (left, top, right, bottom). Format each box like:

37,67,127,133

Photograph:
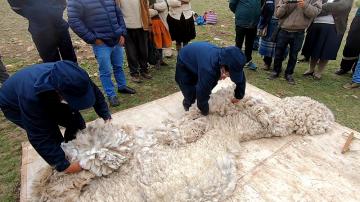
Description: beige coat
149,0,170,30
167,0,192,20
276,0,322,31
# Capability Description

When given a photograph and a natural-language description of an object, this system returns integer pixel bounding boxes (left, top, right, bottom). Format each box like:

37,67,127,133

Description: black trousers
28,18,77,63
124,28,149,76
235,26,257,63
0,56,9,84
340,15,360,72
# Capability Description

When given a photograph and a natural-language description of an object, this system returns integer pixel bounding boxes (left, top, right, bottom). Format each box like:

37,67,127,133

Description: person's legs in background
263,56,272,71
57,20,77,63
175,60,197,111
343,60,360,89
270,30,290,79
111,44,136,94
125,29,142,83
136,29,151,79
284,31,304,85
92,44,120,107
313,59,329,79
244,27,257,70
235,26,246,55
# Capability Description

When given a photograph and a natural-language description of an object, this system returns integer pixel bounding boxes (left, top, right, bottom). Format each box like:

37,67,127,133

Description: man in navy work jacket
0,61,111,173
175,42,247,116
7,0,77,63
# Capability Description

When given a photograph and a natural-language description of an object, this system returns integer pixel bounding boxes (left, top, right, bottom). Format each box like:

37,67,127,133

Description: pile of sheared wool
61,120,135,177
32,85,335,202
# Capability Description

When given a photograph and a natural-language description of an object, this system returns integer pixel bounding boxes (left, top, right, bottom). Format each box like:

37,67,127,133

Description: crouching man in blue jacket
175,42,247,116
0,61,111,174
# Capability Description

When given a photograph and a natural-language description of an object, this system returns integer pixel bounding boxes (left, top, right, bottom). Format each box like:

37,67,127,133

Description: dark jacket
176,42,246,113
7,0,66,20
68,0,127,46
0,61,111,172
320,0,354,35
258,0,275,30
229,0,262,28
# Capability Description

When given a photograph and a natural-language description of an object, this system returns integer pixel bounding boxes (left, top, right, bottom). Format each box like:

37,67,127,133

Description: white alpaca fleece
32,85,335,201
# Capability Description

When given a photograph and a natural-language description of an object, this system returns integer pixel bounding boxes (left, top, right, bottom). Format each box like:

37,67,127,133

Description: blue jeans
92,44,126,98
353,60,360,84
273,30,305,75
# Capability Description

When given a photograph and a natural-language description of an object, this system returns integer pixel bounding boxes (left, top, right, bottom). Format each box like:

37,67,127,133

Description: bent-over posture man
175,42,247,116
0,61,111,173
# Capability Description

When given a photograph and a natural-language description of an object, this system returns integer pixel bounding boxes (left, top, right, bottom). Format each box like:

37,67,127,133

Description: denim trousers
353,60,360,84
273,30,305,75
92,44,126,98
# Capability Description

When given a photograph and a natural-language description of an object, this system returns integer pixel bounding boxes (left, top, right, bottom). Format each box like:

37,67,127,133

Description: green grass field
0,0,359,201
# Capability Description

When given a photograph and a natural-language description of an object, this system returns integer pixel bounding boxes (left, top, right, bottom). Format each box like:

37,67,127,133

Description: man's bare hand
119,36,125,46
231,98,240,104
64,162,82,174
95,39,104,45
297,0,305,8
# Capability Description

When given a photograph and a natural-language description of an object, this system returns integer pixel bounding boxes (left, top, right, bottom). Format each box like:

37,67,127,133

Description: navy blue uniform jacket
0,61,111,171
176,42,246,113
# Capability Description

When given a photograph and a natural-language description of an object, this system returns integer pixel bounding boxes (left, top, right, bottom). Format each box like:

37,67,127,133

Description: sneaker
335,69,347,75
343,82,360,89
246,61,257,70
131,75,142,83
303,70,314,77
118,86,136,94
108,96,120,107
297,57,309,63
268,72,279,80
285,74,296,85
262,64,271,71
141,72,152,79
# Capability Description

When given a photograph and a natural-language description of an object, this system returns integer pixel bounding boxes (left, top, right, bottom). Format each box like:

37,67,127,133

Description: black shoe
118,86,136,94
268,72,279,80
335,69,347,75
285,74,296,85
141,72,152,79
108,96,120,107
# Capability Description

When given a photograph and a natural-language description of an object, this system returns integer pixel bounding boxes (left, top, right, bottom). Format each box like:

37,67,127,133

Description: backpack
204,10,217,25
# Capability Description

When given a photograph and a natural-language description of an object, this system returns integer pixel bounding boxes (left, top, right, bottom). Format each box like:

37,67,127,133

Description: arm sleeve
149,8,159,17
67,0,97,44
115,4,127,36
154,1,168,11
91,81,112,120
303,0,322,18
259,0,275,29
7,0,26,17
322,0,352,13
196,75,217,115
167,0,182,7
276,0,297,18
19,102,70,172
229,0,239,13
233,73,246,99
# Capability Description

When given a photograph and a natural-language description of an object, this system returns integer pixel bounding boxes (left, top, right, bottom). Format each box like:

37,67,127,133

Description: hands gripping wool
61,120,135,177
32,85,335,202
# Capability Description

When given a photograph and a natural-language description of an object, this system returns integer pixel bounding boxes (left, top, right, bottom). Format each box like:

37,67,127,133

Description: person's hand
231,98,240,104
297,0,305,8
119,36,125,46
95,39,104,45
64,162,82,174
104,118,112,124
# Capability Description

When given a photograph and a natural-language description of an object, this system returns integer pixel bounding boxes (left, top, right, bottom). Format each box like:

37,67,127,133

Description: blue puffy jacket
0,61,111,171
229,0,262,28
67,0,127,46
176,42,246,114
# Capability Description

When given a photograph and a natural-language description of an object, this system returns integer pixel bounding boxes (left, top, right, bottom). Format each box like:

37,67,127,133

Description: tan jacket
276,0,322,31
149,0,169,29
117,0,151,30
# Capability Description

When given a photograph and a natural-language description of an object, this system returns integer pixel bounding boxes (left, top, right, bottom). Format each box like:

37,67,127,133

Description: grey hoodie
276,0,322,31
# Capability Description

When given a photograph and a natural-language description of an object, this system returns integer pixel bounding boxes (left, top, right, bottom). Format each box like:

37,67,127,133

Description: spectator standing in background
334,5,360,76
258,0,278,70
149,0,172,69
302,0,353,79
167,0,196,51
229,0,262,70
268,0,322,85
7,0,77,63
118,0,153,83
68,0,136,107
